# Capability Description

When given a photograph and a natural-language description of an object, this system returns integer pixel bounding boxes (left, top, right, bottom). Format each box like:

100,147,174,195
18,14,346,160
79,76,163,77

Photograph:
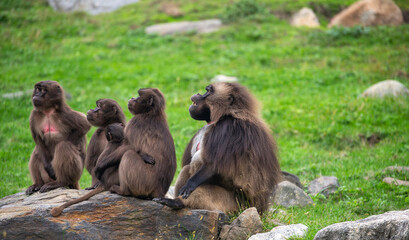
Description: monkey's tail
50,186,105,217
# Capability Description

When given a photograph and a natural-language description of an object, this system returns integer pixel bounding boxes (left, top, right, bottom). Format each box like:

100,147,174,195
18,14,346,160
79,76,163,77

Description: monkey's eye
205,85,213,93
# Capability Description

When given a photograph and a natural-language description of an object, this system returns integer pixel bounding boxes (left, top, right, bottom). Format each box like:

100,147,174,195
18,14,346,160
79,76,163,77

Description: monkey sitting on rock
51,123,125,217
154,82,282,214
85,99,126,190
26,80,90,195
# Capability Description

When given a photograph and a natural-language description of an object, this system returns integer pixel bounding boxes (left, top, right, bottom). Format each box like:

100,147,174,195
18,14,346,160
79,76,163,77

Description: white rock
249,224,308,240
271,181,313,208
145,19,222,36
383,177,409,186
314,209,409,240
308,176,340,197
1,90,32,99
211,75,239,82
328,0,403,27
291,7,320,28
361,80,409,98
47,0,140,15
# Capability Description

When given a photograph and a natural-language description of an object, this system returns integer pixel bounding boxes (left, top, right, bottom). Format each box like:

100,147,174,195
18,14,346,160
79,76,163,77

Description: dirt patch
359,133,381,146
308,2,346,20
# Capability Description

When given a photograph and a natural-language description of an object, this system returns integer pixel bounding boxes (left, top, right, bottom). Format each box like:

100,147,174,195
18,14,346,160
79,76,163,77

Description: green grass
1,0,409,238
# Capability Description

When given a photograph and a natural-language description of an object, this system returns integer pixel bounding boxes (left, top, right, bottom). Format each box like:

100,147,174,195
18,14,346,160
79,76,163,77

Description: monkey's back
202,116,281,213
124,114,176,197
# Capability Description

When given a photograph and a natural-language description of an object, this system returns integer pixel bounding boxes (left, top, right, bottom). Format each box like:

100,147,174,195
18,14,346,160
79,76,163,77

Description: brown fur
26,80,90,195
51,123,124,217
95,88,176,199
85,99,126,189
156,82,281,214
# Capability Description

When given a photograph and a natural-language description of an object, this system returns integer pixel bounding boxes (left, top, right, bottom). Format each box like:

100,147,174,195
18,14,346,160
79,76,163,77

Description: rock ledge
0,189,227,239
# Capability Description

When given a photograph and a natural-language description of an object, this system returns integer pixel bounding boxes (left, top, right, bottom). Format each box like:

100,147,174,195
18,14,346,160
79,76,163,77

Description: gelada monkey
85,99,126,189
95,88,177,199
51,123,124,217
26,80,90,195
154,82,281,214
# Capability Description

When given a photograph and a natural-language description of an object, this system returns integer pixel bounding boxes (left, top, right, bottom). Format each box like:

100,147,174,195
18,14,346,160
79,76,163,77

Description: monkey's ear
148,96,154,106
228,95,234,106
120,123,125,127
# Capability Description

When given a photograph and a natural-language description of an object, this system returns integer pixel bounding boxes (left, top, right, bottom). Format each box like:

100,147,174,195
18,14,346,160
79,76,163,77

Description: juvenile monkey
51,123,125,217
26,80,90,195
85,99,126,189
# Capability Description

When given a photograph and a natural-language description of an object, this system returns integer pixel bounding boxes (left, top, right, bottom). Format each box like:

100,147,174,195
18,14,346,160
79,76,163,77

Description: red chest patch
43,124,58,133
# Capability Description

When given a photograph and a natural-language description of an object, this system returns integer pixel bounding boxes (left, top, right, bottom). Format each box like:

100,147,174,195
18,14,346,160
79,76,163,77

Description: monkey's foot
152,197,185,210
26,184,41,195
39,181,65,193
109,184,131,196
85,181,100,190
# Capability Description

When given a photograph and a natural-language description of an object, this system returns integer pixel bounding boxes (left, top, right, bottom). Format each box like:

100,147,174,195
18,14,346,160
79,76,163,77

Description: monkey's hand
26,184,41,195
178,182,196,199
153,198,185,210
141,154,155,165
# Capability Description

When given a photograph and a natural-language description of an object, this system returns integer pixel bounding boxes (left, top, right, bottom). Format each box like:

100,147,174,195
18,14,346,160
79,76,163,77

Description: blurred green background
1,0,408,238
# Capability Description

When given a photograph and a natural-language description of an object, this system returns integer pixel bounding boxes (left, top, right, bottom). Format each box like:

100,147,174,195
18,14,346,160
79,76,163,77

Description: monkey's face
128,88,165,115
32,80,64,111
189,93,211,122
193,82,260,122
87,99,119,127
105,123,124,143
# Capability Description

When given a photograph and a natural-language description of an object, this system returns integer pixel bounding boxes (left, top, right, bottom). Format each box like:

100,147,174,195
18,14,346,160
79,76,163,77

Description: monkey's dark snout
190,94,202,103
32,97,43,107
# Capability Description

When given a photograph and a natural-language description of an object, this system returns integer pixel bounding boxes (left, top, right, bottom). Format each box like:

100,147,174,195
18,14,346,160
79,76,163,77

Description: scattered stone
47,0,140,15
271,181,313,208
219,207,263,240
314,209,409,240
383,177,409,186
249,224,308,240
1,90,32,99
281,171,304,189
361,80,409,98
382,166,409,173
1,89,72,100
308,176,340,197
145,19,222,36
290,7,320,28
159,2,183,17
211,75,239,83
0,189,228,239
328,0,404,27
165,186,175,198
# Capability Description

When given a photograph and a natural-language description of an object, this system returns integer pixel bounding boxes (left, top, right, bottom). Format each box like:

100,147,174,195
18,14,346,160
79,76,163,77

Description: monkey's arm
181,135,195,167
60,110,91,144
178,165,215,199
95,146,127,180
